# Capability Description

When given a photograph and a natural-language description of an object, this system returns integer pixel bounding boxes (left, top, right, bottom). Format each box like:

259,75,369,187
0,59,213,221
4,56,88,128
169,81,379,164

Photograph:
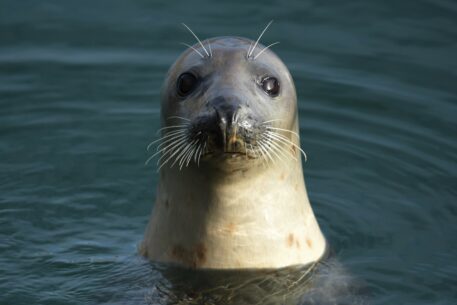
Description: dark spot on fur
171,243,207,268
139,242,148,257
306,238,313,249
171,245,186,260
226,222,236,234
195,243,207,262
287,233,294,247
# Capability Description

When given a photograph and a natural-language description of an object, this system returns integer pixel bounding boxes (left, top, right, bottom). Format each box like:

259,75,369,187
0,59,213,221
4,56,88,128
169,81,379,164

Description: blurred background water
0,0,456,304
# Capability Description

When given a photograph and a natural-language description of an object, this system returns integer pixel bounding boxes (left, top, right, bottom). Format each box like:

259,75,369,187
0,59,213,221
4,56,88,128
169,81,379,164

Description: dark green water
1,1,456,304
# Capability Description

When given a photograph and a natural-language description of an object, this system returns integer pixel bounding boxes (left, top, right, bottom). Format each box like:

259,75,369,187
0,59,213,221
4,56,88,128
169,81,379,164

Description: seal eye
261,77,280,96
177,73,198,97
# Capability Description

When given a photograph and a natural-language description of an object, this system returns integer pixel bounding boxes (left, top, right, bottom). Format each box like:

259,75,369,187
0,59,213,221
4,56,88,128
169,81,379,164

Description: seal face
142,34,327,269
156,36,299,171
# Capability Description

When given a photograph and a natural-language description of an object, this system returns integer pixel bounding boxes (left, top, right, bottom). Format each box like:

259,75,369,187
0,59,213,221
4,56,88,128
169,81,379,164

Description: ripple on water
1,1,456,304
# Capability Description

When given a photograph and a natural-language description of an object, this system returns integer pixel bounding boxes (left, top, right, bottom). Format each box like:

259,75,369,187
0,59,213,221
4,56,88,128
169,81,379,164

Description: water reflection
145,258,366,305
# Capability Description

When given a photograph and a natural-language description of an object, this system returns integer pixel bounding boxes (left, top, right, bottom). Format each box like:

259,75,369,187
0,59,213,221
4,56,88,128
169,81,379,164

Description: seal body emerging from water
141,30,326,269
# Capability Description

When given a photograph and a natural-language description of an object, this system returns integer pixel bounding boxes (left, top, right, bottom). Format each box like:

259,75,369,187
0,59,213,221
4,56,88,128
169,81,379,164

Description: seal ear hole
177,72,198,97
261,77,280,97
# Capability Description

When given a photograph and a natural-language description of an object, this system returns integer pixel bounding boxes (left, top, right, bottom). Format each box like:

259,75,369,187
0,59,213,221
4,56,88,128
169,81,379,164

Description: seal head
158,37,297,171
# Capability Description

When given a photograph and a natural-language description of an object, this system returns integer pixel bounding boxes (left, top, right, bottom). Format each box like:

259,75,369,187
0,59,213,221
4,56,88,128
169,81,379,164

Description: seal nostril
227,133,244,153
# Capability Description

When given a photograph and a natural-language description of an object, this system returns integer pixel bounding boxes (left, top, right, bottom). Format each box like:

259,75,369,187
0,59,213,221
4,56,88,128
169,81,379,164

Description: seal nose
210,96,243,152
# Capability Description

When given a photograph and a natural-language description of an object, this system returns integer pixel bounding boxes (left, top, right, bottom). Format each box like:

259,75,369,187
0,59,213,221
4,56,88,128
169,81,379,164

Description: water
1,0,456,304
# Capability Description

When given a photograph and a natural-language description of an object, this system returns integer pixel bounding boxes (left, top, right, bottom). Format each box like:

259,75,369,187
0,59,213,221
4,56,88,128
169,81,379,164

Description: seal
141,24,327,269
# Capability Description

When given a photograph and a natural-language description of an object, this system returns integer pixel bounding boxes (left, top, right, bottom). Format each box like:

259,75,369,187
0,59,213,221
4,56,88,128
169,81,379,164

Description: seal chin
202,150,259,162
196,141,263,171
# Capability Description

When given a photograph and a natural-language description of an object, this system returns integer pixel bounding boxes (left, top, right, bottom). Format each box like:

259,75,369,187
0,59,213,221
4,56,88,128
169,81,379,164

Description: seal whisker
266,131,307,161
145,153,157,166
146,131,180,151
166,115,190,122
146,148,168,165
173,139,198,169
247,41,254,57
154,130,187,147
157,145,185,170
154,134,188,151
267,131,303,152
256,143,269,166
147,135,188,164
207,40,212,58
248,143,261,160
180,42,205,59
147,140,158,151
253,41,280,60
151,143,188,165
261,119,283,125
263,144,276,164
157,137,190,170
255,141,265,159
197,150,203,167
266,134,297,162
146,133,188,164
260,140,273,165
258,137,275,164
158,131,188,141
185,142,199,168
192,143,200,162
244,141,251,160
155,124,189,136
277,141,299,162
149,130,187,149
156,134,188,151
191,143,201,164
181,23,210,57
157,132,188,145
171,142,193,169
156,129,188,141
183,140,200,168
251,142,264,162
248,20,274,59
265,139,288,166
266,126,300,138
265,131,298,161
194,140,206,166
184,153,193,168
179,148,192,169
180,140,198,169
198,141,207,166
250,146,264,163
247,143,254,157
262,134,282,164
158,124,189,131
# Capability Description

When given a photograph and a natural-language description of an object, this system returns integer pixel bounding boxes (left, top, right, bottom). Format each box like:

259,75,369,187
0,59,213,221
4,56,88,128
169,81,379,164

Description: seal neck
143,121,327,269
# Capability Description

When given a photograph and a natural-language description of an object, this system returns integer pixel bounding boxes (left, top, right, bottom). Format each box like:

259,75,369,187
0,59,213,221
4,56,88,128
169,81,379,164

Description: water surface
1,1,456,304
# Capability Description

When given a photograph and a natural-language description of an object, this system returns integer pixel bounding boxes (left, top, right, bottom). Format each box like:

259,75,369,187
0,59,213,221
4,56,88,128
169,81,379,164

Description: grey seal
141,25,327,269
